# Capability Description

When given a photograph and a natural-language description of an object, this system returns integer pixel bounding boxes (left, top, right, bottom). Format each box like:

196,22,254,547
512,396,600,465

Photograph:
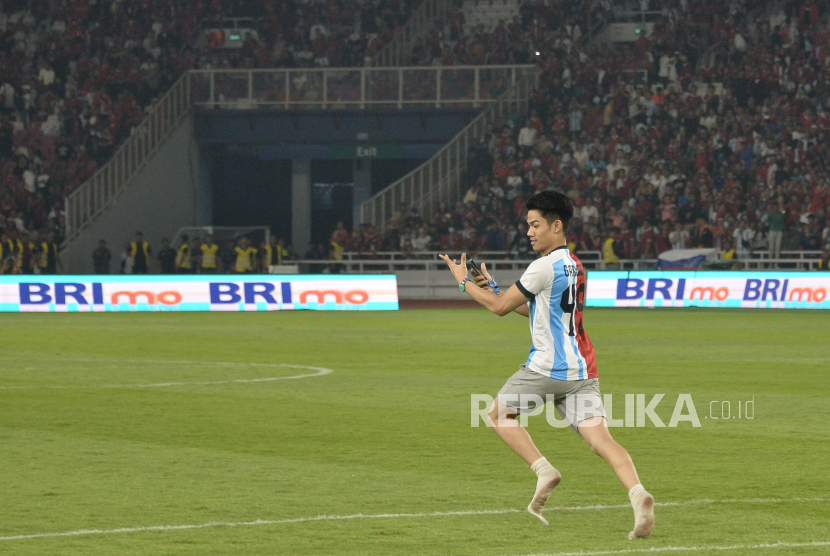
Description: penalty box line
0,497,826,543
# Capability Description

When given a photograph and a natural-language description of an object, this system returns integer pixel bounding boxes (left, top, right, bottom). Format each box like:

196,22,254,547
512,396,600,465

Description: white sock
527,457,561,526
531,457,555,477
628,484,646,502
627,484,655,540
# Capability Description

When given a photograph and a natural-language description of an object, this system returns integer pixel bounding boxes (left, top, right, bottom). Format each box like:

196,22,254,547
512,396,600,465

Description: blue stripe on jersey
548,259,569,380
525,298,537,368
565,252,586,380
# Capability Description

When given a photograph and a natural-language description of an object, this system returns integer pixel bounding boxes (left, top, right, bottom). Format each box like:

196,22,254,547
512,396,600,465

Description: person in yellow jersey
602,227,621,270
130,231,151,274
261,235,289,270
261,235,276,270
4,233,22,269
0,232,17,260
1,232,15,262
234,236,258,273
176,234,193,273
38,232,62,275
200,234,219,274
17,232,36,274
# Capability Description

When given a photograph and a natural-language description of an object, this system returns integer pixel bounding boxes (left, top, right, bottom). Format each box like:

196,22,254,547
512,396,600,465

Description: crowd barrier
586,271,830,310
0,275,399,312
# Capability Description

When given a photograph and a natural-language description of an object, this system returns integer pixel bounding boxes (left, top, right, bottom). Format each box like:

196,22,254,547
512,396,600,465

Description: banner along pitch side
586,271,830,309
0,275,399,312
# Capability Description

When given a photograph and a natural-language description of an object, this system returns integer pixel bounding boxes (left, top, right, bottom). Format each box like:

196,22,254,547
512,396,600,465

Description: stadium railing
64,73,192,242
316,250,825,272
188,65,536,110
359,67,539,234
64,64,535,242
293,252,652,273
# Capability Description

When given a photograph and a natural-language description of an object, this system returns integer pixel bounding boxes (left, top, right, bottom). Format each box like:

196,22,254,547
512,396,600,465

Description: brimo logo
299,290,369,305
111,290,182,305
471,394,705,428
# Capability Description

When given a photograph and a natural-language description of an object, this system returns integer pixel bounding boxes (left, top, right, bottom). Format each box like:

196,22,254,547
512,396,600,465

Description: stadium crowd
358,0,830,267
3,0,830,273
0,0,416,268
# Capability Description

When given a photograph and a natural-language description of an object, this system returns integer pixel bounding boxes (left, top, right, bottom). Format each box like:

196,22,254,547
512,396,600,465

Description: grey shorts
497,365,606,435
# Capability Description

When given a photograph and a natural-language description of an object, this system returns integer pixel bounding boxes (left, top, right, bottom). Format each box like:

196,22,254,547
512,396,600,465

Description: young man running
439,190,654,539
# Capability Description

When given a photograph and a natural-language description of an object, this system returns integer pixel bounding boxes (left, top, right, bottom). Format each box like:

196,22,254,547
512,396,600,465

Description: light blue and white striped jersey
515,246,597,381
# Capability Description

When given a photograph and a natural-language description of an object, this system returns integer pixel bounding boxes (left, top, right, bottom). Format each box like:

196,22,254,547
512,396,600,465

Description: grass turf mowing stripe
1,497,826,543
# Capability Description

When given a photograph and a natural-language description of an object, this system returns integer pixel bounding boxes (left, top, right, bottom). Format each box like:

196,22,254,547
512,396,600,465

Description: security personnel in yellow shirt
176,234,193,273
262,236,275,269
200,234,219,274
17,232,35,274
603,228,621,270
3,235,20,266
234,237,258,273
1,232,15,262
130,231,151,274
38,232,62,274
261,235,287,270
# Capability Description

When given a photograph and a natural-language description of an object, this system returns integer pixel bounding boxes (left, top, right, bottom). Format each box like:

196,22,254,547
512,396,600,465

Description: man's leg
487,399,560,525
579,417,654,539
487,399,541,465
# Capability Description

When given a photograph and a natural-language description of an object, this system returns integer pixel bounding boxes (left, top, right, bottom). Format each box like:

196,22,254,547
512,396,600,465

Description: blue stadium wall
62,109,478,273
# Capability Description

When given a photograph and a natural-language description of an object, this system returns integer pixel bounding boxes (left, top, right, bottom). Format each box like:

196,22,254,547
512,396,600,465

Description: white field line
512,540,830,556
0,363,333,390
0,497,826,543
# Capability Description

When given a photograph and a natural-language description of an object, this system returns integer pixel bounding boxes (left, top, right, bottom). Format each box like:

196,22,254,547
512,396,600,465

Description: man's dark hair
526,190,574,231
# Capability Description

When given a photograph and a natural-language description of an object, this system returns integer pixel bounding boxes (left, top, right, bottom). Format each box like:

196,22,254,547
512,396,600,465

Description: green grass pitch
0,308,828,556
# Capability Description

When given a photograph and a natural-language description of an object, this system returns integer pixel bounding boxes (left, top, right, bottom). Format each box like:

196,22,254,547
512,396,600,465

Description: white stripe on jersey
518,247,586,381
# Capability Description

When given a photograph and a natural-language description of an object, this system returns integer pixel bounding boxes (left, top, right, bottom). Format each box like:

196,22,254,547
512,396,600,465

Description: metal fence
64,65,536,241
64,74,192,241
296,250,826,273
360,66,538,233
188,65,534,110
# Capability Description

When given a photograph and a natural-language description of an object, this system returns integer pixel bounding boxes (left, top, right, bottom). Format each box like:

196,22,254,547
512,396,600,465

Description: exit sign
330,144,404,159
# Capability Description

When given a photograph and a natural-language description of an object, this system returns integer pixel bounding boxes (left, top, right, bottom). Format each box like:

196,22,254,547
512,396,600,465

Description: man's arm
464,279,531,316
472,262,530,317
439,253,530,317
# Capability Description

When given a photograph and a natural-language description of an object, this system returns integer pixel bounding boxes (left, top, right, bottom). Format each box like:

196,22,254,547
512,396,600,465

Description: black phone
467,259,483,277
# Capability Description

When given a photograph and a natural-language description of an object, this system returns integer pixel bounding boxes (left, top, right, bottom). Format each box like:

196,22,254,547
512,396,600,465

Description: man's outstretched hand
438,252,468,285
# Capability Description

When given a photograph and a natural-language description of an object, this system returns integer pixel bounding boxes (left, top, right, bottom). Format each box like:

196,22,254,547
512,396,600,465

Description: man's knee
488,399,518,423
580,418,613,453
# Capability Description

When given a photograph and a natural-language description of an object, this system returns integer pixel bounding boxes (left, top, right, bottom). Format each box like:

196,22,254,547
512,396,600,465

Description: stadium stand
2,0,830,274
352,0,830,265
0,0,419,272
